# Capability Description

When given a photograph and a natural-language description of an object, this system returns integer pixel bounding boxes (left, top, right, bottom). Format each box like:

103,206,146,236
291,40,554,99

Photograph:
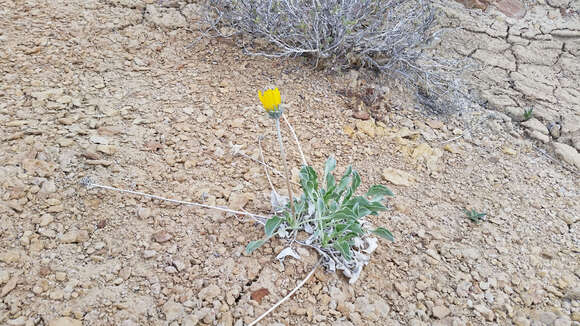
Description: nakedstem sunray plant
258,87,296,225
249,87,395,283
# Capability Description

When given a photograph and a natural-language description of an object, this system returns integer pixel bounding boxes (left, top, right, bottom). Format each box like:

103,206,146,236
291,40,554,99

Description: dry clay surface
0,1,579,326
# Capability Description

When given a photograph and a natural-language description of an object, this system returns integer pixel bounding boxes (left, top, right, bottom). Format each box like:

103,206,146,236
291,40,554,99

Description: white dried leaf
276,247,301,261
363,237,378,254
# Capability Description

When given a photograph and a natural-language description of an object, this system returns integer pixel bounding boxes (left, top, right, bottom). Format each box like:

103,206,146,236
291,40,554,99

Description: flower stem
275,118,296,225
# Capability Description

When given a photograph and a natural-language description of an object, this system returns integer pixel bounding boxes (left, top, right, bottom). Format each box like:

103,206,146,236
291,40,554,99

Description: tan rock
48,317,82,326
432,305,451,319
553,142,580,169
382,168,415,186
1,276,18,297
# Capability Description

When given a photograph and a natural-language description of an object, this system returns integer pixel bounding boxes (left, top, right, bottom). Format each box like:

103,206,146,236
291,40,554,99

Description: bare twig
258,135,277,194
283,113,307,167
248,259,321,326
80,177,267,224
232,145,300,186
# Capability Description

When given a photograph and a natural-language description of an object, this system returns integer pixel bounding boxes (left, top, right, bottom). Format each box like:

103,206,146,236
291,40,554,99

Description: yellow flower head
258,88,283,118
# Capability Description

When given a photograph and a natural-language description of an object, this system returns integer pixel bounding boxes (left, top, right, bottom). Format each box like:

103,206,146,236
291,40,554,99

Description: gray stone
526,130,551,143
531,311,557,325
198,284,220,301
145,5,186,30
553,142,580,169
553,317,572,326
432,305,451,319
522,118,548,135
474,304,494,321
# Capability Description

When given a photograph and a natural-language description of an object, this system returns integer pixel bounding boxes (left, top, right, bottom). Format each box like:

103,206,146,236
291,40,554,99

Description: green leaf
334,240,352,260
347,222,364,235
352,202,360,218
372,227,394,241
265,216,282,237
299,166,319,199
334,223,347,234
350,170,361,194
336,175,352,197
316,197,325,218
324,156,336,185
245,239,266,254
351,196,387,215
366,185,394,201
326,174,336,191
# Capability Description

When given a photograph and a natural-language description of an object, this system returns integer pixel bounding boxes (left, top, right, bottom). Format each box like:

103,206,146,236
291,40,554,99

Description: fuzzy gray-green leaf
265,216,283,237
366,185,394,201
246,239,266,254
372,227,394,241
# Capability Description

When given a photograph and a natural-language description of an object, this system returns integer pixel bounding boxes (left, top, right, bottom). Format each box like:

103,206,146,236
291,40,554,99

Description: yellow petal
274,88,281,106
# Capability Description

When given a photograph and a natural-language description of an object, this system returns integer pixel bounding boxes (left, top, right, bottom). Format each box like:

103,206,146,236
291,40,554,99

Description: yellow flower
258,88,282,118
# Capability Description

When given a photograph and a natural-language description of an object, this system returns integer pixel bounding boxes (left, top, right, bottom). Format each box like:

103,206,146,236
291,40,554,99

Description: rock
55,271,67,282
343,125,355,137
22,159,55,177
97,145,117,155
432,305,451,319
48,317,82,326
526,130,550,143
474,304,494,321
505,107,525,122
163,300,185,322
152,231,172,243
89,135,110,145
382,168,415,186
411,143,443,171
521,118,548,135
40,180,57,193
143,250,157,259
228,192,251,210
461,247,481,260
513,316,530,326
145,5,187,30
0,250,21,264
572,312,580,322
1,276,18,297
549,123,561,138
353,111,370,120
0,270,9,284
443,144,461,154
39,214,54,226
394,282,411,297
60,230,90,244
553,317,572,326
198,284,220,301
183,315,200,326
531,311,557,325
6,316,27,326
426,119,444,129
356,120,376,137
329,286,347,305
137,207,152,219
502,146,517,155
493,0,526,18
564,286,580,300
553,142,580,169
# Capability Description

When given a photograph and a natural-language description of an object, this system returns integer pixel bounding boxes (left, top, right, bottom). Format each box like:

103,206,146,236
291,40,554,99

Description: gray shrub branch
207,0,473,114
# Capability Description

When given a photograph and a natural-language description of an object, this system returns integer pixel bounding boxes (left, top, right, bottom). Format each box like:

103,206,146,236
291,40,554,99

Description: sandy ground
0,0,578,326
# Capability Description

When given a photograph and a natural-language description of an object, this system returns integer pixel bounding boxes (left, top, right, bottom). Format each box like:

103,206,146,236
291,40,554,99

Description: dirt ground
0,0,578,326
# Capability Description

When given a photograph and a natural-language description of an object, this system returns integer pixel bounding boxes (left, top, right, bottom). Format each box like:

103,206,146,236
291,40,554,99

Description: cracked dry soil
0,0,579,326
